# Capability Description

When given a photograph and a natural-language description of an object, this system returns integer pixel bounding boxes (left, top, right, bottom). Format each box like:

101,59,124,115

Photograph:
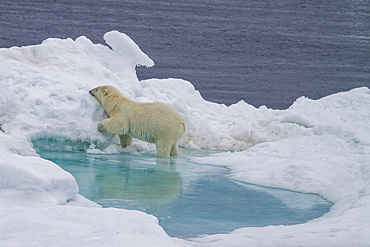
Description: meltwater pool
39,149,332,238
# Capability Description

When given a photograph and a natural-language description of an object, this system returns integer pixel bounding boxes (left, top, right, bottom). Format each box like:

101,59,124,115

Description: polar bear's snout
89,88,98,97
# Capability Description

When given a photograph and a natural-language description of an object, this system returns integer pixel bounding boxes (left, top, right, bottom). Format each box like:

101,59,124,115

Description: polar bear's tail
181,121,186,132
175,119,186,144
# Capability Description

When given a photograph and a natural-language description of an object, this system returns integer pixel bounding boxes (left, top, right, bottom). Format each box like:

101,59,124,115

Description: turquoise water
39,149,332,238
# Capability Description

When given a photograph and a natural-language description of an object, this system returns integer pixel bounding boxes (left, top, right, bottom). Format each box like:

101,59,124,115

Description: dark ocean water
1,0,369,109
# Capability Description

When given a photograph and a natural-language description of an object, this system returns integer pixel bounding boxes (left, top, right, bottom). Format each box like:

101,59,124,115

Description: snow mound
2,30,367,154
0,154,78,205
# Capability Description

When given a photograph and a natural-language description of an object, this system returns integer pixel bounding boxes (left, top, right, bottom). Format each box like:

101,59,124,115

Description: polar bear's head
89,85,123,104
89,85,127,116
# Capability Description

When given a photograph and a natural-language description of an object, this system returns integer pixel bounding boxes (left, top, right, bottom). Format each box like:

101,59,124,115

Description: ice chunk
104,30,154,68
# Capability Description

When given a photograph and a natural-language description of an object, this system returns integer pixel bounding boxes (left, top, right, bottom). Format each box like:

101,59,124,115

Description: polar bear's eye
103,89,108,96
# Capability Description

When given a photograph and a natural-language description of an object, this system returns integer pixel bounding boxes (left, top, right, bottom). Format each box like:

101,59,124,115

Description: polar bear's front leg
97,118,112,132
98,118,127,135
119,134,133,148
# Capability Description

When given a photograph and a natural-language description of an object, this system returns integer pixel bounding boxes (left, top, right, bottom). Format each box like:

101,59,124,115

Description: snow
0,30,369,246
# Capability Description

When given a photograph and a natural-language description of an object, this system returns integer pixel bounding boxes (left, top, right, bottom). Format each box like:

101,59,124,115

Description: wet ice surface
39,149,332,238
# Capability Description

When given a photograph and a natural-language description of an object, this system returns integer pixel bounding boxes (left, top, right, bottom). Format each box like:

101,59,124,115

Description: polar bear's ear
103,89,108,96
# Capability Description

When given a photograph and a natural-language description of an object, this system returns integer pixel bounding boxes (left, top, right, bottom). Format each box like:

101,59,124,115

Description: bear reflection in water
38,150,184,206
94,157,183,206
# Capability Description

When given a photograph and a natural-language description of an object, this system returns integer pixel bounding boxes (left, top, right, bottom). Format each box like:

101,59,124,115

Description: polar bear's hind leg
155,138,172,158
170,143,179,156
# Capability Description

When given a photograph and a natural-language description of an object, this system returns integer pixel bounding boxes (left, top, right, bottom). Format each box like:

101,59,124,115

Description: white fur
90,85,185,157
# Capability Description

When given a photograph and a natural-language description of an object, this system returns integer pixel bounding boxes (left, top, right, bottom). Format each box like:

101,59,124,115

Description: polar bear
89,85,185,157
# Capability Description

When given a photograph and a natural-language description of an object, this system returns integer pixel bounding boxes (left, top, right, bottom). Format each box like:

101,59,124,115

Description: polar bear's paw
97,123,104,132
